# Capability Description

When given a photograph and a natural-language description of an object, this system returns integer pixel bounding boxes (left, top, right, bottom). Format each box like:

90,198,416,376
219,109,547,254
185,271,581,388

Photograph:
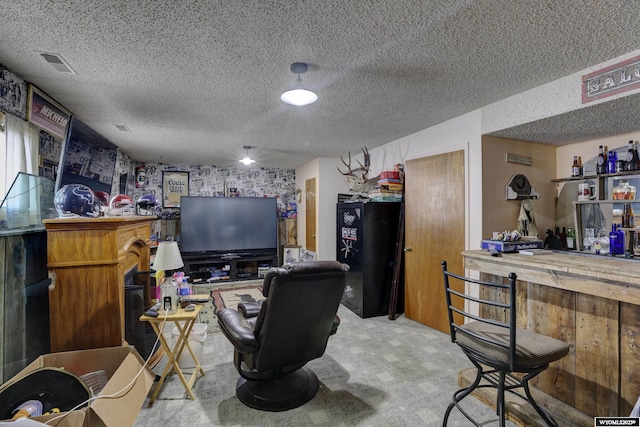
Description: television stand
182,252,278,283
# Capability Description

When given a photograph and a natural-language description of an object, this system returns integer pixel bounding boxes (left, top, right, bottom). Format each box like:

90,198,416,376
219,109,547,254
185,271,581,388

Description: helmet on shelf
136,194,161,216
93,191,111,207
54,184,100,218
106,194,135,217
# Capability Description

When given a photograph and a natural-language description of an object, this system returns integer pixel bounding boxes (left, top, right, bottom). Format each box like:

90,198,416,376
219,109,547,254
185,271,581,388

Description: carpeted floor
134,304,517,427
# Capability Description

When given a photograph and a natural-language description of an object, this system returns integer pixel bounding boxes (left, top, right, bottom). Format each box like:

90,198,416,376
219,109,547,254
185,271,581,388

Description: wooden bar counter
462,249,640,418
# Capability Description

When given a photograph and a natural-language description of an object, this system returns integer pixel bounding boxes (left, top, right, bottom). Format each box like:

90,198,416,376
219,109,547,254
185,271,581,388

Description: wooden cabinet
43,216,153,352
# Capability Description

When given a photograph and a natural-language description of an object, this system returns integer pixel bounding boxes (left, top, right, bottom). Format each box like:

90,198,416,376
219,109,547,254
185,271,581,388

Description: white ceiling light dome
239,145,256,165
281,62,318,106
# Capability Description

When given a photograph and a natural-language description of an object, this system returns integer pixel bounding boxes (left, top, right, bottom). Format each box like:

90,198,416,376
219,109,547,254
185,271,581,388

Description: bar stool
441,260,570,427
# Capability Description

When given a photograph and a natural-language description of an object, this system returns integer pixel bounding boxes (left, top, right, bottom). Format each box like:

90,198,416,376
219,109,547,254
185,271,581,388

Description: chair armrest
238,300,264,318
217,308,258,354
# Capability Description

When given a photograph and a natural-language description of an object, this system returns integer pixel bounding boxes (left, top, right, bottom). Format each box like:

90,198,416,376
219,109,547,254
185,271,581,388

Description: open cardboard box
0,344,154,427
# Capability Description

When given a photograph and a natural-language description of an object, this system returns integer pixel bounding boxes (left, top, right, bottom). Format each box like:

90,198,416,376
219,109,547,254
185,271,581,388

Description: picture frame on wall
162,171,189,207
283,246,301,264
38,156,58,180
27,84,71,140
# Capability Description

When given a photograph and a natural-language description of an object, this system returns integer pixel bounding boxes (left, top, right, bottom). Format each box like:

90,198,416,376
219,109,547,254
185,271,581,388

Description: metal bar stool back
441,260,570,427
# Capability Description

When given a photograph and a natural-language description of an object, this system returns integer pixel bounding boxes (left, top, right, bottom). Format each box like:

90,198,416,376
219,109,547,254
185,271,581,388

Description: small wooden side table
140,304,205,405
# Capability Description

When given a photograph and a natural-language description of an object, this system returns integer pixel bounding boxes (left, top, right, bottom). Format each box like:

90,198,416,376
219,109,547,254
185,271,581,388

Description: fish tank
0,172,57,232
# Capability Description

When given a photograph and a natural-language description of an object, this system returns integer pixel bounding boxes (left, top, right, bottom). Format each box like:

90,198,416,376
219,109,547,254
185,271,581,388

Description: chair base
443,361,559,427
236,366,319,411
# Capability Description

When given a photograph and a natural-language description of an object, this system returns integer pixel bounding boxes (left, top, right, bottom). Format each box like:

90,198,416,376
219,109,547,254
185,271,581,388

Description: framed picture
38,156,58,180
27,84,71,139
283,246,301,264
162,171,189,207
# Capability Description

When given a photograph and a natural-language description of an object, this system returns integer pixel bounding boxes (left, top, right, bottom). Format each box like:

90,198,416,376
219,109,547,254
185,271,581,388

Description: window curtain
4,114,40,228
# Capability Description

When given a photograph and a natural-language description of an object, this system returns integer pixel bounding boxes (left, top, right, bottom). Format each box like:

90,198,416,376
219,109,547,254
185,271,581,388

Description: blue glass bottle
609,224,619,255
607,151,618,174
616,223,625,255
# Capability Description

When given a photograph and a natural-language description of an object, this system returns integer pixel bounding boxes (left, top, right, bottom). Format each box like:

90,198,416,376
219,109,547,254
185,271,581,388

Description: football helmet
136,194,161,216
54,184,100,218
106,194,135,217
93,191,110,207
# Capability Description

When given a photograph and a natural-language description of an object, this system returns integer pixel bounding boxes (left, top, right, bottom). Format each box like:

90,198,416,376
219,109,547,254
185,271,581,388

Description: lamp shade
280,87,318,106
152,241,184,271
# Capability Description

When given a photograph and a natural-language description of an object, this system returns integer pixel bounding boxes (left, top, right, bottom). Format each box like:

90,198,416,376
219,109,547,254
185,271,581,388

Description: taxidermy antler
337,147,378,196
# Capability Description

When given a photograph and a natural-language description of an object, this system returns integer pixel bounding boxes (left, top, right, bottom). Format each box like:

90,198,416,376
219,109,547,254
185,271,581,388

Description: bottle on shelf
626,140,638,171
622,203,635,229
609,224,619,255
607,150,618,174
583,227,595,252
566,227,575,250
616,223,625,255
597,231,609,255
571,156,581,177
597,145,607,175
558,227,567,249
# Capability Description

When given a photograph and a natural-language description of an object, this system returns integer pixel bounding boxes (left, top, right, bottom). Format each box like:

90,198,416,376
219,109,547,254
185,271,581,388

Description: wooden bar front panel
466,250,640,418
44,217,152,352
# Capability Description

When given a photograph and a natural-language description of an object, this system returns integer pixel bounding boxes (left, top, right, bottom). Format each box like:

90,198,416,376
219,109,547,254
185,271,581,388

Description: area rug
192,283,263,334
215,287,264,312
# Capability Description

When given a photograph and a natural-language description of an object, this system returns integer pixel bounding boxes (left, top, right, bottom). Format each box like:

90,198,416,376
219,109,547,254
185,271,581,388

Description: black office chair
217,260,349,411
441,260,570,427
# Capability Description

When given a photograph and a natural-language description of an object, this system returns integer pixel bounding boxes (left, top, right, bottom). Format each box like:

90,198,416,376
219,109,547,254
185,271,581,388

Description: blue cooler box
480,239,543,253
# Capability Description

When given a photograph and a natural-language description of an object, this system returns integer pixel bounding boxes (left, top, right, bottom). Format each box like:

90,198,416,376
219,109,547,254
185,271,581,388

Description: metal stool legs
442,357,559,427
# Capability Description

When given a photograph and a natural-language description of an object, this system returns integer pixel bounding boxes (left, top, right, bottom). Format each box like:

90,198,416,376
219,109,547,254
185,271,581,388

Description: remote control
488,248,501,257
144,309,159,317
184,304,196,312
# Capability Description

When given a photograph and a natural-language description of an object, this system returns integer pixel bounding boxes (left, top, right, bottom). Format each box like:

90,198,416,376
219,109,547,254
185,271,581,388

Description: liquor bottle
616,223,625,255
559,226,567,249
596,145,607,175
609,224,619,255
622,203,635,228
626,140,638,171
635,141,640,170
566,227,575,250
607,151,618,174
571,156,580,177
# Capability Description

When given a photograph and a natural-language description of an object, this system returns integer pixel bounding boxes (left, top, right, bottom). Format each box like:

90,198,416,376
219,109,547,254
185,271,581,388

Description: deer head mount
337,147,378,196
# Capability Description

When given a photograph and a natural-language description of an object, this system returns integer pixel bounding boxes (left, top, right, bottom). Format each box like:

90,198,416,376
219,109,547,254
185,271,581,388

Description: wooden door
404,150,465,333
305,178,316,251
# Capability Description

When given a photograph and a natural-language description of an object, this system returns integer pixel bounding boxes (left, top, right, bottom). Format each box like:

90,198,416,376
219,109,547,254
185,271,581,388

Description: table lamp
152,241,184,313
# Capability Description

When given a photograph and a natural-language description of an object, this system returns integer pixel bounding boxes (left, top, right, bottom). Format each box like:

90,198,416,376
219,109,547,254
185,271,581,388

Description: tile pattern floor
134,305,516,426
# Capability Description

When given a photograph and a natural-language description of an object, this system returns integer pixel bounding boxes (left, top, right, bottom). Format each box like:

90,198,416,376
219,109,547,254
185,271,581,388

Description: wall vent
115,124,131,132
38,52,77,74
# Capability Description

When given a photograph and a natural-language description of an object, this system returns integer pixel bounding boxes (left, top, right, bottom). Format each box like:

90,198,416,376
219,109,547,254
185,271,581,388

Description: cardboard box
481,239,543,252
0,345,153,427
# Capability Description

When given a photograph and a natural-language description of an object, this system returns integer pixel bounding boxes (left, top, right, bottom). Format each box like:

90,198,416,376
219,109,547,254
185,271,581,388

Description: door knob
312,234,316,238
404,246,412,252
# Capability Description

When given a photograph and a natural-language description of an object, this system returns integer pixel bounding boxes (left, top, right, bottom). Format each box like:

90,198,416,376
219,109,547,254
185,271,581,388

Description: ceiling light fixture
239,145,256,165
280,62,318,106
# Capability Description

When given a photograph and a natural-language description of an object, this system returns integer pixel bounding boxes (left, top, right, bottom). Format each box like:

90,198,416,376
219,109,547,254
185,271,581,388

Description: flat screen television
180,196,278,256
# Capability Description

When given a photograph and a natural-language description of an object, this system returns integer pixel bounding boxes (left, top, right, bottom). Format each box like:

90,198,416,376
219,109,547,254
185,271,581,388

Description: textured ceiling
1,1,640,169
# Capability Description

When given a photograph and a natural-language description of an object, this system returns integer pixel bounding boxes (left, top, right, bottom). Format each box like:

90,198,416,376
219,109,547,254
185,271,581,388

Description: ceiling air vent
115,124,131,132
38,52,77,74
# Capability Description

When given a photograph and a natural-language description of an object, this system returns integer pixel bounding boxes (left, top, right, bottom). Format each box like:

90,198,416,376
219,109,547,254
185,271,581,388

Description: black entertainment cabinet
182,252,279,283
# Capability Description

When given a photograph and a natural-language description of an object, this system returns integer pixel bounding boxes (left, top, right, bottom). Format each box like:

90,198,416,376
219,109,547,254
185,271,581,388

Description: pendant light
280,62,318,106
239,145,256,165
